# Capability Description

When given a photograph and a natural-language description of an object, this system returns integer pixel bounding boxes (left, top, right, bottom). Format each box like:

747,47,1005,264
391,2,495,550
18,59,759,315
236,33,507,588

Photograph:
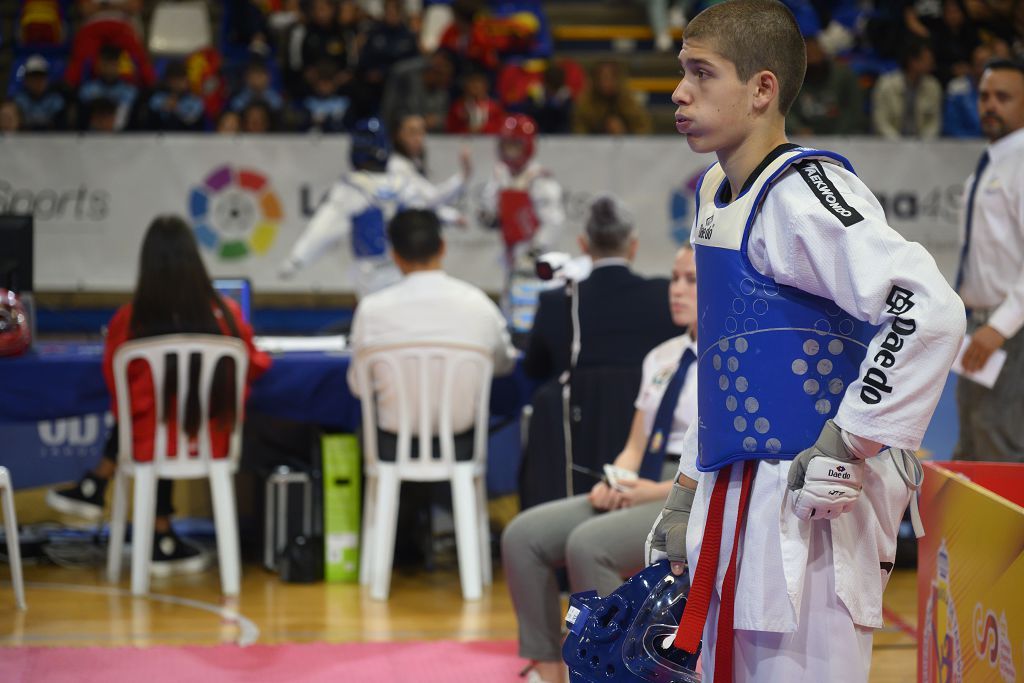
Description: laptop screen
213,278,252,324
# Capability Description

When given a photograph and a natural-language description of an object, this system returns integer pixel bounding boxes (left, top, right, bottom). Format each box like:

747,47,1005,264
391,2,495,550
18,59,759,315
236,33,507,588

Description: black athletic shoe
151,531,212,577
46,474,108,522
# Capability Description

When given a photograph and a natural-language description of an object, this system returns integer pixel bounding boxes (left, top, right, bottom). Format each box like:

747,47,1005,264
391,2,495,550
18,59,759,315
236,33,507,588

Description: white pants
699,521,874,682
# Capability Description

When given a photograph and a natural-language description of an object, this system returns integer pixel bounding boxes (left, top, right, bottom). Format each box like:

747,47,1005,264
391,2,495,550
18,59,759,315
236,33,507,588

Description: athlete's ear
751,70,780,114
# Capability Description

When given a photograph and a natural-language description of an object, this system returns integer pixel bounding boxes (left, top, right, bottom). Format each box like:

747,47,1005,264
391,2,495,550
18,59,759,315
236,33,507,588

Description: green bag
321,433,362,582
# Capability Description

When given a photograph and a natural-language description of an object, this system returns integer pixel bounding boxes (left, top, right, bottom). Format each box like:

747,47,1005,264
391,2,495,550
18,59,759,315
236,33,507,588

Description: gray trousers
500,461,676,661
956,316,1024,462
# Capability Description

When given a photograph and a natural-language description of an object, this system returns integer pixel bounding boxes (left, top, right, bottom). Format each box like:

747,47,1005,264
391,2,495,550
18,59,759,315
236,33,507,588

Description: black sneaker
151,531,212,577
46,474,107,522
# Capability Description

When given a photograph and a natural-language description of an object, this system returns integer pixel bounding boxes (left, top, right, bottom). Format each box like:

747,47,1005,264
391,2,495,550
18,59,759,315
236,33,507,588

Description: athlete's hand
648,482,695,576
787,419,863,520
961,324,1005,373
277,258,299,280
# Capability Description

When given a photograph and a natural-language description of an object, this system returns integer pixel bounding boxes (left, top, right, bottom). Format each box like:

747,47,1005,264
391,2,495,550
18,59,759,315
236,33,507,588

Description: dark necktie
954,150,990,292
637,345,697,481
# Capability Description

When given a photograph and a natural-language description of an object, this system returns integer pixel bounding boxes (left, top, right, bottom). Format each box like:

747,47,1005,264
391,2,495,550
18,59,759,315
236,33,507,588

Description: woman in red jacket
48,215,271,576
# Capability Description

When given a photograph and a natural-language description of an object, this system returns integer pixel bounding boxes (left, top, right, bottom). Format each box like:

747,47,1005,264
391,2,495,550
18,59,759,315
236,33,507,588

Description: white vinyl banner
0,135,983,293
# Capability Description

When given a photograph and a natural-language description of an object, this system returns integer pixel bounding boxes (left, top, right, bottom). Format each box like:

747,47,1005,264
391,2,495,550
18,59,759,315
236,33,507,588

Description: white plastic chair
148,1,212,56
105,334,248,597
0,467,26,610
354,343,494,601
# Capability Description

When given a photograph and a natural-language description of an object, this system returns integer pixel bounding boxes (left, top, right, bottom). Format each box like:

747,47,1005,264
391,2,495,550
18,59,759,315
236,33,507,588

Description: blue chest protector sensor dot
562,560,701,682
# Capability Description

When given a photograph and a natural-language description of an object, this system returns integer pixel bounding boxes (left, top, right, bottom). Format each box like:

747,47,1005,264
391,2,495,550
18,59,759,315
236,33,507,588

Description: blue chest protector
693,148,878,472
351,206,388,258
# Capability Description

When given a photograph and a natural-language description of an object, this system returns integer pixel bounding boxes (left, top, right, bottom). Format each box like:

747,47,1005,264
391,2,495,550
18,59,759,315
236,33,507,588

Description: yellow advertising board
918,462,1024,683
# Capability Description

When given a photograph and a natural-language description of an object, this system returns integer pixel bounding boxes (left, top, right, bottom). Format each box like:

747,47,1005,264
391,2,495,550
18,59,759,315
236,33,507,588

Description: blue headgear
350,117,391,172
563,560,701,682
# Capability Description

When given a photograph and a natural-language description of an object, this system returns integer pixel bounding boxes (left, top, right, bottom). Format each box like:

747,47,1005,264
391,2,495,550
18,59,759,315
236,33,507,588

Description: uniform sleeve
753,164,966,449
674,421,700,481
102,305,133,403
988,180,1024,338
530,175,566,249
284,183,364,270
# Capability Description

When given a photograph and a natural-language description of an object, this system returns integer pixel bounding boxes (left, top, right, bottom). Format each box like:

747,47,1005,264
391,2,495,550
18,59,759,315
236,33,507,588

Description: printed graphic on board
922,539,964,683
188,165,283,260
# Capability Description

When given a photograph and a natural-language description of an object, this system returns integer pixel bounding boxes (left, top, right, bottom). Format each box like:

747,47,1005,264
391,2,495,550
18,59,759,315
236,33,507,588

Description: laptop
213,278,252,324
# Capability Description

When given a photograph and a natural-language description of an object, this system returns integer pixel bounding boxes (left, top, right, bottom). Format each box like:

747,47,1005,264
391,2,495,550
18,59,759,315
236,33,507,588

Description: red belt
673,459,756,682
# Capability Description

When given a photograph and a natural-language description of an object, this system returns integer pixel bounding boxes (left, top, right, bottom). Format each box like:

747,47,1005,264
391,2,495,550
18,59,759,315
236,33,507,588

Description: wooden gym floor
0,491,917,681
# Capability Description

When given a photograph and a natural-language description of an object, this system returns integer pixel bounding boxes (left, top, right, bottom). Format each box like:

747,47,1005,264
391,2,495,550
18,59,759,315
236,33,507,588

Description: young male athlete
645,2,965,681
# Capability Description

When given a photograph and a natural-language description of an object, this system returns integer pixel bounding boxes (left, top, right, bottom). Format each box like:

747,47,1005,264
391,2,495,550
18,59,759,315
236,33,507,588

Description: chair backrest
353,342,494,480
112,334,248,475
148,1,212,57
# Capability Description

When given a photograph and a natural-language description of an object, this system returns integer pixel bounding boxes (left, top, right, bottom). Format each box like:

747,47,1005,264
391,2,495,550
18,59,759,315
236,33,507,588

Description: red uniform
102,298,271,462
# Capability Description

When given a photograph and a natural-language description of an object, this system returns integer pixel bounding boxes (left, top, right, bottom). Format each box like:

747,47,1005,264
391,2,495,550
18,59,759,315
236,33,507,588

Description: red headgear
498,114,537,173
0,289,30,357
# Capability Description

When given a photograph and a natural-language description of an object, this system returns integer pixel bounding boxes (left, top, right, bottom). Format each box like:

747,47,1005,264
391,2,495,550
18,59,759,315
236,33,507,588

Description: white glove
787,419,864,520
277,257,300,280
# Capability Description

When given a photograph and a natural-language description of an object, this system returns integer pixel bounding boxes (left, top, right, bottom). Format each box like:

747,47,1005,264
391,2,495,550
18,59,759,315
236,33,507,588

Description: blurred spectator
300,60,353,132
446,70,504,133
572,61,651,135
285,0,357,98
65,2,155,88
648,0,688,53
872,38,943,139
786,37,865,135
146,61,206,132
929,0,980,84
224,0,273,58
0,100,22,134
78,44,140,131
439,0,501,74
86,97,119,132
12,55,71,131
522,64,574,134
216,110,242,134
380,51,455,132
230,60,285,114
943,43,994,138
902,0,944,39
355,0,419,116
241,101,275,132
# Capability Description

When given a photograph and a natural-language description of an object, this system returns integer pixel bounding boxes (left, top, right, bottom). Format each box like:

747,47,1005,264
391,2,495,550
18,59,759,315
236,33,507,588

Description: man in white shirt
347,207,516,447
956,59,1024,463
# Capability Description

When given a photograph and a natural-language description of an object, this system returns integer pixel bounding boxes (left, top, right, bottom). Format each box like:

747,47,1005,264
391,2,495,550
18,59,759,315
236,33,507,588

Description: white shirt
634,333,698,455
674,157,964,632
347,270,517,433
479,160,566,250
958,126,1024,338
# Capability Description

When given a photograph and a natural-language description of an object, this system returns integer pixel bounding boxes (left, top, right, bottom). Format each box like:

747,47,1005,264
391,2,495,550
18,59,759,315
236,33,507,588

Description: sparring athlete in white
277,118,462,298
644,3,965,682
479,114,566,333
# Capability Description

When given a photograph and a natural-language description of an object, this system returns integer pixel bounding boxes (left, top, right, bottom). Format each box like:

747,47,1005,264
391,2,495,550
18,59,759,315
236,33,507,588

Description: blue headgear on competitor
350,117,391,172
562,560,701,683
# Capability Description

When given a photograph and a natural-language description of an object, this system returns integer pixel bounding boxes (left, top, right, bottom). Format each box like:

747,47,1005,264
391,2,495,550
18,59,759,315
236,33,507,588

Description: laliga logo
972,603,1017,682
188,165,283,260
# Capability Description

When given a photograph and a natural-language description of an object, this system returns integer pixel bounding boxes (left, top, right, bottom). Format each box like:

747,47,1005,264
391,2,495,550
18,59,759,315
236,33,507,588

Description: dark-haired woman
48,215,271,575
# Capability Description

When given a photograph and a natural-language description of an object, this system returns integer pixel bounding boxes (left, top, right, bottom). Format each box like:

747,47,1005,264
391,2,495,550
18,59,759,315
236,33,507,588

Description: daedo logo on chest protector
860,286,918,405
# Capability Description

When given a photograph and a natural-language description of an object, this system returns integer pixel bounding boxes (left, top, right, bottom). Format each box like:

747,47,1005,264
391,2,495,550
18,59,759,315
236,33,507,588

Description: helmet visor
621,570,701,682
